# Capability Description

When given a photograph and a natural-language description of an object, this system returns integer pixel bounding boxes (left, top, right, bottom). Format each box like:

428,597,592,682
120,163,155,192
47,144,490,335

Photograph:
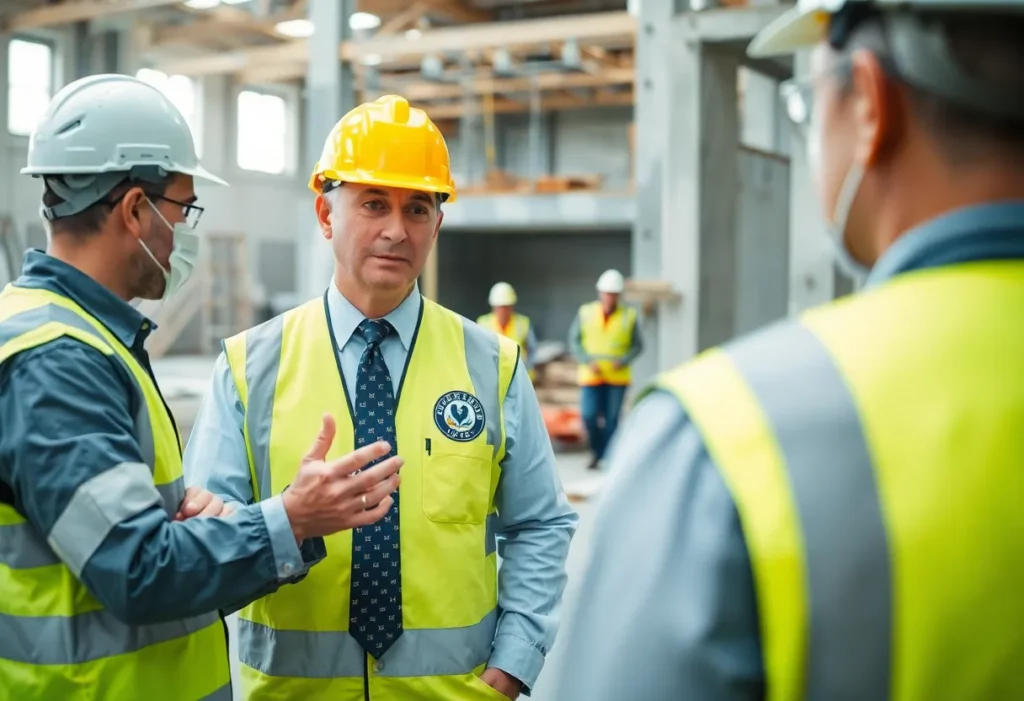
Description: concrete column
663,37,741,358
630,0,677,384
298,0,356,301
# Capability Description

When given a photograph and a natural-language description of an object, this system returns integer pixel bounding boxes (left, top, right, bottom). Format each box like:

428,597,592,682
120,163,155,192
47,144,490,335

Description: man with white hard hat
568,269,642,469
557,1,1024,699
477,282,538,380
0,75,399,699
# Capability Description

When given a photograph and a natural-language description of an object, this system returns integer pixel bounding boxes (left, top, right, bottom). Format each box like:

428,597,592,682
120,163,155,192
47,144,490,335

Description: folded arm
0,341,312,626
489,362,580,693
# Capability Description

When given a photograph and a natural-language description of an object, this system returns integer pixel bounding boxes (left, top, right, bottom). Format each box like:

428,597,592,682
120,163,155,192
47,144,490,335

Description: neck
335,272,413,319
46,238,132,301
869,161,1024,263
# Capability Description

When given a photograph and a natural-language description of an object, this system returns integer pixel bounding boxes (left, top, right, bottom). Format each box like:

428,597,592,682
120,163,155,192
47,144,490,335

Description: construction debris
532,342,585,447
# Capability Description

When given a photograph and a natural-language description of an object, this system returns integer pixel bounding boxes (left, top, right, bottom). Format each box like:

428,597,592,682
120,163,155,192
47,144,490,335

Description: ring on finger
361,494,368,508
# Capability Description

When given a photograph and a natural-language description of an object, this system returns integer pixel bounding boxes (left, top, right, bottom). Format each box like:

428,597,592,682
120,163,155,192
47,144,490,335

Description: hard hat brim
748,7,830,57
312,168,457,203
20,161,229,187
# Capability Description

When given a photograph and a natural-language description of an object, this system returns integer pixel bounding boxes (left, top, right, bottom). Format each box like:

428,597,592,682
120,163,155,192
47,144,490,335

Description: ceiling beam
378,65,634,101
3,0,184,31
423,89,633,120
152,4,306,47
154,10,633,77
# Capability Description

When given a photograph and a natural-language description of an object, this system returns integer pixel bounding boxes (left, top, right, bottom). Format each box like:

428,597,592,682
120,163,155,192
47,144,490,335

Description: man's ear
118,186,147,239
314,194,333,240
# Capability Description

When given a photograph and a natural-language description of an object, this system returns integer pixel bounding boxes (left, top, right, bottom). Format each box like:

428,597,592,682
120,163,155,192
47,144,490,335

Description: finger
182,488,213,517
222,503,236,517
326,440,393,476
347,456,403,493
304,414,337,462
355,472,401,511
347,495,394,527
197,495,225,518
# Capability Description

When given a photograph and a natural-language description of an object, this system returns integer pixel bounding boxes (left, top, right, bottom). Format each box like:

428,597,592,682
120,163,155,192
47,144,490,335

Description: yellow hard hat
309,95,457,203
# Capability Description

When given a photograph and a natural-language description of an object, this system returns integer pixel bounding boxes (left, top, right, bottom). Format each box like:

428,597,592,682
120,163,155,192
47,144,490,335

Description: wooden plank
4,0,184,31
422,89,633,120
154,10,633,77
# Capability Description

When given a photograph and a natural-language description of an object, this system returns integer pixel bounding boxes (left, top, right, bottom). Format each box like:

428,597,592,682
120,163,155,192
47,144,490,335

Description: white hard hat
596,269,625,294
23,73,227,220
749,1,1024,121
488,282,517,307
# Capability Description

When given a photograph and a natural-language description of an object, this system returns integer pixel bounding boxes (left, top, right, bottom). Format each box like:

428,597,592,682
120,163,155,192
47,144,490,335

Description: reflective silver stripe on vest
0,521,60,569
0,303,160,473
156,476,186,518
47,462,163,579
460,318,502,457
726,321,891,701
238,608,497,678
200,683,234,700
243,315,284,502
0,608,220,665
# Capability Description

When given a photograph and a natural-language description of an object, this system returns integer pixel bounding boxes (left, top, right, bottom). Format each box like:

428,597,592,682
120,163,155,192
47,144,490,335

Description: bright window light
136,68,203,157
8,39,54,137
405,28,423,40
237,90,287,175
183,0,220,8
274,19,315,38
349,12,381,31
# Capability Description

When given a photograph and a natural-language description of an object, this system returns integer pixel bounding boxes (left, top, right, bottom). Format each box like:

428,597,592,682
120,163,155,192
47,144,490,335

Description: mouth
372,254,408,263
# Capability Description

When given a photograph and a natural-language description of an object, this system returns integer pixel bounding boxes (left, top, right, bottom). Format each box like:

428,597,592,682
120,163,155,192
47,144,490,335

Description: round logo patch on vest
434,391,486,442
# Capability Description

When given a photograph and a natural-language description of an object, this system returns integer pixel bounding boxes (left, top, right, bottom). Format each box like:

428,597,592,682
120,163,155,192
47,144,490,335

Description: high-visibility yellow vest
477,311,533,379
648,261,1024,701
0,285,230,701
223,295,519,701
576,301,636,386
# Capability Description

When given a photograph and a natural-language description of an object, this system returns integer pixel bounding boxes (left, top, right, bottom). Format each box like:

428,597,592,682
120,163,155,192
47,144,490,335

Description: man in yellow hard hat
477,282,537,381
569,268,642,469
183,95,577,701
556,1,1024,699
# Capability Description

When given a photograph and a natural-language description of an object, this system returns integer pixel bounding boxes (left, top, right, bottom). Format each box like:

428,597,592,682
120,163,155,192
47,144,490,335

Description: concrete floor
154,355,605,700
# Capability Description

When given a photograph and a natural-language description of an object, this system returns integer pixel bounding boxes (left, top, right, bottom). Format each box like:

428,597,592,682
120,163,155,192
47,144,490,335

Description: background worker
477,281,538,380
0,75,403,700
568,268,642,469
556,2,1024,699
184,95,577,701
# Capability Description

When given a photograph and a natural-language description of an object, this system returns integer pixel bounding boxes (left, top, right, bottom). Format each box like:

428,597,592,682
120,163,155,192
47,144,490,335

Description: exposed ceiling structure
0,0,636,120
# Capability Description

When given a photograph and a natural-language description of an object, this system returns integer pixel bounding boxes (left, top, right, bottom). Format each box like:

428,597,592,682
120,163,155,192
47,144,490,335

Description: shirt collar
865,201,1024,287
326,279,421,351
13,249,153,348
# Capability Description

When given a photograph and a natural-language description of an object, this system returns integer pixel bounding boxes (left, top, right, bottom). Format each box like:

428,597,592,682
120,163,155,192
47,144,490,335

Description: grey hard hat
749,0,1024,122
22,73,227,220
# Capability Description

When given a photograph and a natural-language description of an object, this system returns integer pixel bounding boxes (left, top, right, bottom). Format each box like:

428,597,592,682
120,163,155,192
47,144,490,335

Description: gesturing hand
282,414,402,542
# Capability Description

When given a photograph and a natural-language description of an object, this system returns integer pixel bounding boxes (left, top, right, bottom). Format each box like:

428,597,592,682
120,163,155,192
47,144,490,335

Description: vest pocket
422,443,494,524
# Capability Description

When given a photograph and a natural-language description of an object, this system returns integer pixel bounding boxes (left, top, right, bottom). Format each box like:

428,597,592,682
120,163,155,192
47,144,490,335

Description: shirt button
374,661,385,673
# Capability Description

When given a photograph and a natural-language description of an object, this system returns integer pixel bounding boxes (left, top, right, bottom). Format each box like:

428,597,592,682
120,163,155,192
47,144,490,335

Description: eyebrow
363,188,434,206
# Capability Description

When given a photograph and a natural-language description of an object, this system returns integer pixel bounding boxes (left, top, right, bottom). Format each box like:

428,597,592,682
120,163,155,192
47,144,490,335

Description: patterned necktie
349,319,403,660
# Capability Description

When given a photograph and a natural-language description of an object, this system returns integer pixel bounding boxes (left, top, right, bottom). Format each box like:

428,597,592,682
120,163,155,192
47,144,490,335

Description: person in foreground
0,75,404,700
555,2,1024,699
184,94,578,701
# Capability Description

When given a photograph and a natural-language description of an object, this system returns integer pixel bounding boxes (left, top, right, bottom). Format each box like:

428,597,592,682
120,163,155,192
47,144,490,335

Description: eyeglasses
149,194,205,229
778,59,852,136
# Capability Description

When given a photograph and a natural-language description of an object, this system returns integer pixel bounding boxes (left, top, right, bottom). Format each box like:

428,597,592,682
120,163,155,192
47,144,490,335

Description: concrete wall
436,229,631,344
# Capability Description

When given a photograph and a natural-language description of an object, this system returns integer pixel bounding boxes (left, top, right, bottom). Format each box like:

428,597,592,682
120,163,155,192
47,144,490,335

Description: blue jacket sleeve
0,340,300,626
489,360,579,692
552,390,765,700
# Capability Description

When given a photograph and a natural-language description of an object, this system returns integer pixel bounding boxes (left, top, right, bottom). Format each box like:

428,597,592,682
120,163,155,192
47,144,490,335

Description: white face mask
139,199,200,302
807,97,870,281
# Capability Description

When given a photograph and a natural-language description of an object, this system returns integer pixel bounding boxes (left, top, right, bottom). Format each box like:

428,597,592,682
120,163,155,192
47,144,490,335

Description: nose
379,209,408,242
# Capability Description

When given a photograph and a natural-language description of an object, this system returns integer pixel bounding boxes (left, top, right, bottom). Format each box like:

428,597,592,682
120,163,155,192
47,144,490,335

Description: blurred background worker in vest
568,268,642,469
556,1,1024,699
478,281,537,381
0,75,403,700
184,95,577,701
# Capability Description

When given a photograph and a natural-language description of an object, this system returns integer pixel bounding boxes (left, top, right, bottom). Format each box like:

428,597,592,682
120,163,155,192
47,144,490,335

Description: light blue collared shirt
553,201,1024,700
184,281,578,692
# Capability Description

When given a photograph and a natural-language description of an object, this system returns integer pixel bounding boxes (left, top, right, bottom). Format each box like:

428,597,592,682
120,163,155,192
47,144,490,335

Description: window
236,90,288,175
8,39,54,136
136,68,203,156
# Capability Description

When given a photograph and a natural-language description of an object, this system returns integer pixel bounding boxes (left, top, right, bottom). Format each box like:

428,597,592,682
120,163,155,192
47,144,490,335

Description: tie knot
357,319,391,346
